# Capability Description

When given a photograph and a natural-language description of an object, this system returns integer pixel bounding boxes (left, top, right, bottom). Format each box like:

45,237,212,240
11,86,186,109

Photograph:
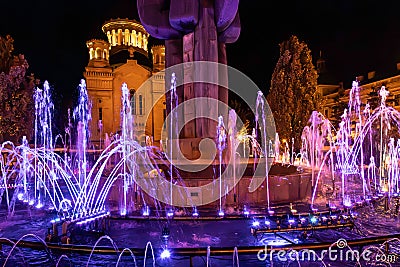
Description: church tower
84,39,113,144
151,45,165,73
84,18,166,147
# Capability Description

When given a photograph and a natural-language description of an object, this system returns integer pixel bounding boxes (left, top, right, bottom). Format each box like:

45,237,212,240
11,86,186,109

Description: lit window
139,95,143,115
130,90,136,115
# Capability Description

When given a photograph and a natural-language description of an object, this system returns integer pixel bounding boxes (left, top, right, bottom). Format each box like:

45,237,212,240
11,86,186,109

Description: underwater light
142,206,150,216
252,220,260,227
192,207,199,217
344,202,353,208
243,205,250,217
120,209,127,216
17,193,24,201
167,209,174,217
310,216,318,225
160,249,170,259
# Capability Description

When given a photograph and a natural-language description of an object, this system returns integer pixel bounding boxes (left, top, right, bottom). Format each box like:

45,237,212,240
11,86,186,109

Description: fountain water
228,109,238,206
168,72,178,215
33,80,54,209
120,82,135,216
73,79,91,189
3,74,400,266
296,80,400,212
255,90,271,211
216,115,226,216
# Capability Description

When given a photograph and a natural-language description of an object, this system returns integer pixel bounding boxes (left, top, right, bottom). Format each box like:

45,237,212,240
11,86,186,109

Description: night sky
1,0,400,104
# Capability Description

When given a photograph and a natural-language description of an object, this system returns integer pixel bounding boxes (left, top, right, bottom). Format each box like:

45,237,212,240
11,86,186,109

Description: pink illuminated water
1,77,400,266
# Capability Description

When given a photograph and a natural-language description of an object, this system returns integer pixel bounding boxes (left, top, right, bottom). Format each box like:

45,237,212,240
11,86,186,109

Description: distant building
316,52,400,125
83,18,166,146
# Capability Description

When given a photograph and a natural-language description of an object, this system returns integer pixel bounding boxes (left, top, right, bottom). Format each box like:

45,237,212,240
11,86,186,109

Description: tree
0,35,36,143
267,35,321,151
228,92,254,133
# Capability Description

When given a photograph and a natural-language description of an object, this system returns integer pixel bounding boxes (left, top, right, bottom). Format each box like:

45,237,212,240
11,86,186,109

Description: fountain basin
107,159,313,211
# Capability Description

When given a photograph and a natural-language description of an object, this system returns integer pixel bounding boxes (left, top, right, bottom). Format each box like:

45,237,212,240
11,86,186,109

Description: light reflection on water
0,203,400,266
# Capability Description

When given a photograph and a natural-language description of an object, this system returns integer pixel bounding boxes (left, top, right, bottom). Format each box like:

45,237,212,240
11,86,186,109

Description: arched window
139,95,143,115
96,48,102,59
130,89,136,115
131,30,137,46
118,29,123,45
137,32,142,48
90,48,95,60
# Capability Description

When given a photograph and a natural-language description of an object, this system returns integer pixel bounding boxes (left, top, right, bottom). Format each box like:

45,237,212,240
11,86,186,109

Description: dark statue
137,0,240,159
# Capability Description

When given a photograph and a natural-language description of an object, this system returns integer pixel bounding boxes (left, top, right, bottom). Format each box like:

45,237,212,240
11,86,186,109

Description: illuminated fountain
255,90,271,211
294,80,400,214
2,75,400,266
0,80,156,220
216,115,227,217
0,72,275,213
0,72,329,220
247,80,400,251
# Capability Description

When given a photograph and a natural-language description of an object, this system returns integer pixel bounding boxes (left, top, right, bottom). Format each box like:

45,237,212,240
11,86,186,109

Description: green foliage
0,35,35,143
0,35,14,74
267,35,321,151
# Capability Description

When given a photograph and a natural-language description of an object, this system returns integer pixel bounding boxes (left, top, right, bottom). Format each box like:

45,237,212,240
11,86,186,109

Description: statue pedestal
168,138,217,160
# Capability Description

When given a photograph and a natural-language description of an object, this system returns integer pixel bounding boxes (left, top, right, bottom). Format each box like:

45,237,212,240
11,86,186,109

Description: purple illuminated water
216,115,226,216
1,78,400,266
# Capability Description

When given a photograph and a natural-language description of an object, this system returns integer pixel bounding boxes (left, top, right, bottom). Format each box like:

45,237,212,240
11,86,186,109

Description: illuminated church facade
83,18,166,146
